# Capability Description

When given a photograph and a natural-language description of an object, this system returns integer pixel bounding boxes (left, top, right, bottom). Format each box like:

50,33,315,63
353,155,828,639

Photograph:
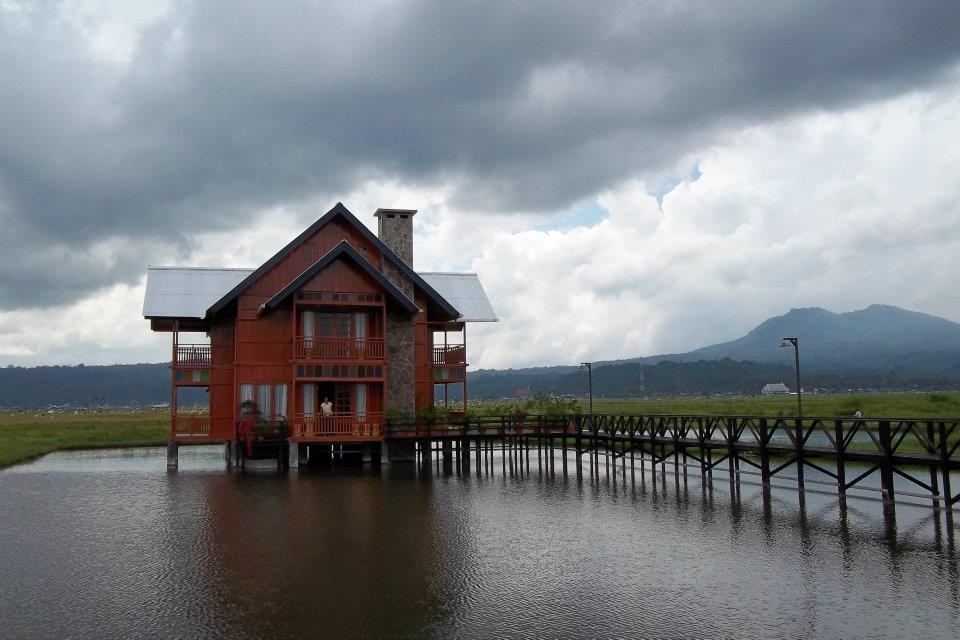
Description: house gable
264,241,418,315
207,202,459,321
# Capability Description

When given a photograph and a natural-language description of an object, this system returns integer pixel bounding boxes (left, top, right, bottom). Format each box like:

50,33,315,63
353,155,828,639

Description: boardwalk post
938,421,952,506
835,419,846,494
926,421,939,503
795,416,804,485
879,420,895,503
727,417,736,478
759,418,770,484
561,418,568,475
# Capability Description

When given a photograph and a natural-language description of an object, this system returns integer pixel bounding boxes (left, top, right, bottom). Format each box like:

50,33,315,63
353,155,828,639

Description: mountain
469,305,960,398
611,305,960,376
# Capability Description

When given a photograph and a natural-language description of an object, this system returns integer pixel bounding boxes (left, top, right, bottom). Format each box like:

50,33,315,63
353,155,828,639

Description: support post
759,418,770,484
938,421,952,506
166,439,178,470
879,420,895,504
835,419,846,494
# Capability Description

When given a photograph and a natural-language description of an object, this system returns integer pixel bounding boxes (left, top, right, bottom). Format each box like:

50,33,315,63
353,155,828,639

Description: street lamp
778,337,802,419
580,362,593,426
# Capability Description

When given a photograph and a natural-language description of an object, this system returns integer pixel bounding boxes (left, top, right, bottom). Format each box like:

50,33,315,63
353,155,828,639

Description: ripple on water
1,446,959,639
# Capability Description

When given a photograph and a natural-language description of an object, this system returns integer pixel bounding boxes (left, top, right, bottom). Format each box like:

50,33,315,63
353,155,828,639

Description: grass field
588,392,960,419
2,393,958,469
0,411,168,469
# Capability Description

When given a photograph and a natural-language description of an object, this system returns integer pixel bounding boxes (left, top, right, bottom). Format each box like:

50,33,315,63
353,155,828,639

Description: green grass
0,410,169,469
586,392,960,419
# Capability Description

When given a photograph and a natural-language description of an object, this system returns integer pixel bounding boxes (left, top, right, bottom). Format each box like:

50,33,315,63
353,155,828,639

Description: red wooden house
143,203,496,463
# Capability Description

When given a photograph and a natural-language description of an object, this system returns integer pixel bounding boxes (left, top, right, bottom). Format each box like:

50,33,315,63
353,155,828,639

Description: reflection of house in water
143,203,496,463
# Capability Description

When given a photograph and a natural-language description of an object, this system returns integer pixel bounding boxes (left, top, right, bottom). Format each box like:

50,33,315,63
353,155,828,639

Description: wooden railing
173,413,210,436
433,345,465,366
174,344,211,367
293,413,383,438
293,337,385,360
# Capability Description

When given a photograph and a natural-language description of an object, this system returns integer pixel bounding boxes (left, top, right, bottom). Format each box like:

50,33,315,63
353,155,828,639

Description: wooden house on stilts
142,203,496,467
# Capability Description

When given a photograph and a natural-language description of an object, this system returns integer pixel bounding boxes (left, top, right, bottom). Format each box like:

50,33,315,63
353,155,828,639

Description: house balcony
292,413,383,440
293,336,385,361
174,344,212,367
433,345,466,382
433,345,465,366
173,413,210,438
173,343,211,387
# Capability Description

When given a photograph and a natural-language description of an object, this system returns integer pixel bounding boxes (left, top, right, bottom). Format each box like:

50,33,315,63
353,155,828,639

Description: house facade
142,203,496,455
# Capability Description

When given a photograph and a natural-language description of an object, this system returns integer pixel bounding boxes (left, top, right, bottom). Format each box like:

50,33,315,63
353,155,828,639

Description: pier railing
386,413,960,507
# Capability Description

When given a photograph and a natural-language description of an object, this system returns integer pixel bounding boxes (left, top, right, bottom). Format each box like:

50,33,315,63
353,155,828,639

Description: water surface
1,446,958,639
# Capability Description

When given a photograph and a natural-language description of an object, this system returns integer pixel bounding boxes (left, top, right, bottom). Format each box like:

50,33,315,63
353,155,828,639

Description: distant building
761,382,791,395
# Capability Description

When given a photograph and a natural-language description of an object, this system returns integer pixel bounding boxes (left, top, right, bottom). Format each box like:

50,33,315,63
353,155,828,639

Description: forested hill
468,358,959,400
0,363,172,409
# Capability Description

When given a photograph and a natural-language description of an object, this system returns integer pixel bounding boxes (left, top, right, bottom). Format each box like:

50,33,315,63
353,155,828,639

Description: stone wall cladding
378,216,414,266
377,210,418,416
384,303,416,416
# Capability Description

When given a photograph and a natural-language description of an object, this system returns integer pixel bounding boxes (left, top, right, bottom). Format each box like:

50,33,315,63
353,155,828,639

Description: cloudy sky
1,1,959,369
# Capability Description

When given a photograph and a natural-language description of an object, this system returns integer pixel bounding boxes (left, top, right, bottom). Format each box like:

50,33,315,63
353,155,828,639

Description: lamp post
580,362,593,426
778,337,802,419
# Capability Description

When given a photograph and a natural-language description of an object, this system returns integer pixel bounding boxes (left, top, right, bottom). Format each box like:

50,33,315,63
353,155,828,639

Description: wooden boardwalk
387,414,960,509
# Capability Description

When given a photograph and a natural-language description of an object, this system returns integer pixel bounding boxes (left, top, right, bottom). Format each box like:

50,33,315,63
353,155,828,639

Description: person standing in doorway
320,397,334,416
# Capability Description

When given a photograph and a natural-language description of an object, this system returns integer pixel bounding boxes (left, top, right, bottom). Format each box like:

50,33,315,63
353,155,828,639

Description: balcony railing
293,337,385,360
173,413,210,436
433,345,465,366
293,413,383,439
175,344,212,367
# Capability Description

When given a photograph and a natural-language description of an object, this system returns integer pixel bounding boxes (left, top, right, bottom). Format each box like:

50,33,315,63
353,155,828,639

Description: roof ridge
417,271,479,276
147,266,255,272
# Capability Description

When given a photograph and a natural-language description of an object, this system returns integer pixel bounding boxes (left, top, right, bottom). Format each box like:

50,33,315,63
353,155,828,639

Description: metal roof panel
143,267,253,319
417,272,498,322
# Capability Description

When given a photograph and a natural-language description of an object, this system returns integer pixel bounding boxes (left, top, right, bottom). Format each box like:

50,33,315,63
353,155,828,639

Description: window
355,383,367,417
275,384,288,420
335,388,350,414
303,383,315,417
257,385,271,419
295,364,383,379
302,310,314,347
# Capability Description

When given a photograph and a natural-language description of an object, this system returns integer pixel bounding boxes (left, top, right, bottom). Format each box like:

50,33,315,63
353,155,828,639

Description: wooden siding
209,317,235,440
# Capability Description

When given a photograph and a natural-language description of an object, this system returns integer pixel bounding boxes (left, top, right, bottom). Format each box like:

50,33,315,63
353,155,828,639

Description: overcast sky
1,1,959,369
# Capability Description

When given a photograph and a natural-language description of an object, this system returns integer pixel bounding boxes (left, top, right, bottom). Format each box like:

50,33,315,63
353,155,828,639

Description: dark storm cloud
1,0,959,309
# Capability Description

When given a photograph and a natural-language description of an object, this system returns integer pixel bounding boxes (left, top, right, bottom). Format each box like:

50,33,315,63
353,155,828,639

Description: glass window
303,383,315,417
258,384,271,420
275,384,288,419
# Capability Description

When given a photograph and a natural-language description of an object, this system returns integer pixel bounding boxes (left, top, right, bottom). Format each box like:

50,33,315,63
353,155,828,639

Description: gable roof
418,272,498,322
206,202,459,320
263,241,419,314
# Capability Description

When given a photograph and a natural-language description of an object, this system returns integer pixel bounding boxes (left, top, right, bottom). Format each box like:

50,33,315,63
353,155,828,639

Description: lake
1,445,958,639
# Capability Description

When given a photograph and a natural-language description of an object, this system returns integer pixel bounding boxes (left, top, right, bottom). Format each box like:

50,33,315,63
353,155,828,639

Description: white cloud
464,83,960,368
2,81,959,369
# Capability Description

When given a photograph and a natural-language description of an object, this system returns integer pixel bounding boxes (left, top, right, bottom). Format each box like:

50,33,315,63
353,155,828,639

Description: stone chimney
373,208,416,266
373,208,418,419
